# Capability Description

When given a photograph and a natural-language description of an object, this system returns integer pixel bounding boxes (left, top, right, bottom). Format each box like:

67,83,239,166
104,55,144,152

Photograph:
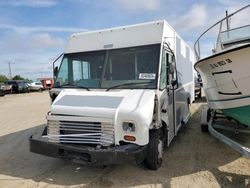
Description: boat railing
194,4,250,60
220,24,250,45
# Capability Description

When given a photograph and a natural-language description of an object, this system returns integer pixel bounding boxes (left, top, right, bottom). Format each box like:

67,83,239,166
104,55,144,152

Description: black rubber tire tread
201,124,209,132
201,107,210,133
197,90,202,98
145,130,163,170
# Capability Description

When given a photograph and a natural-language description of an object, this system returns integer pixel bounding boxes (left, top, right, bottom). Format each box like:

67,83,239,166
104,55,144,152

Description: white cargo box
65,20,175,54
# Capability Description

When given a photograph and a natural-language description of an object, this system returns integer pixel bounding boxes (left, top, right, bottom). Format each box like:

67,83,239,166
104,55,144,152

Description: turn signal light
124,135,136,142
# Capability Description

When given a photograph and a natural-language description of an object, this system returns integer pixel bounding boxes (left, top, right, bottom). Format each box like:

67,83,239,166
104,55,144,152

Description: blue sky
0,0,249,80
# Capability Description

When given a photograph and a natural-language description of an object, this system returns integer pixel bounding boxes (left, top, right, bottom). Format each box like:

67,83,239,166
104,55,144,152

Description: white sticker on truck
139,73,156,80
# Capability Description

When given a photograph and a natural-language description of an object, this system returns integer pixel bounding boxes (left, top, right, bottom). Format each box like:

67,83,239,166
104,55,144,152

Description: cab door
160,49,175,146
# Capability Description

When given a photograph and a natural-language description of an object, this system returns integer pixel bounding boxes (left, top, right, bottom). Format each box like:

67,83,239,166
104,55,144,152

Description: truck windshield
54,44,160,89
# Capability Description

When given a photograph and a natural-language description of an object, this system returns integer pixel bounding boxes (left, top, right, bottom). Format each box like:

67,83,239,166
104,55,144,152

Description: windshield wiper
55,84,90,91
106,81,151,91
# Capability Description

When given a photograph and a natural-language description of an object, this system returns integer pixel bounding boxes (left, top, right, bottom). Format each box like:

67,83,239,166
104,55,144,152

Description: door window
166,53,176,86
159,51,167,90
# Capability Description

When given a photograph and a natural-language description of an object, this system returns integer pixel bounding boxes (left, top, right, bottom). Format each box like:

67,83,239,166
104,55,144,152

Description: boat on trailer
194,4,250,157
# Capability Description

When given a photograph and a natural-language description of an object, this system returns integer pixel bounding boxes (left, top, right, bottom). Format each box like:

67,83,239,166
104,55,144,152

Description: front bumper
29,126,147,165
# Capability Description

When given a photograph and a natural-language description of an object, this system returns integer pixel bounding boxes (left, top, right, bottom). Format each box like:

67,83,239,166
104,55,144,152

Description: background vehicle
29,81,44,91
30,20,195,170
0,84,5,96
4,80,30,93
0,83,12,94
194,73,202,99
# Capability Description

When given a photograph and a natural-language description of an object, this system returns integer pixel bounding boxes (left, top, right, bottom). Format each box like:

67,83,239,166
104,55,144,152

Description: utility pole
7,62,15,79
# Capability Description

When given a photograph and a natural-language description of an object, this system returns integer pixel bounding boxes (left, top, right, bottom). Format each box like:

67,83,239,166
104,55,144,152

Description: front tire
144,130,163,170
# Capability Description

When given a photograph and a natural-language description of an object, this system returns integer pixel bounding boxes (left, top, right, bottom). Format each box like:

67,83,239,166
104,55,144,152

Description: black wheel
39,88,43,92
201,124,208,132
145,130,163,170
201,107,210,133
207,108,211,122
197,89,202,98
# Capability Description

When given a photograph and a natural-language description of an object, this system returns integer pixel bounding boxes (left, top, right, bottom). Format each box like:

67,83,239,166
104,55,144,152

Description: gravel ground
0,92,249,188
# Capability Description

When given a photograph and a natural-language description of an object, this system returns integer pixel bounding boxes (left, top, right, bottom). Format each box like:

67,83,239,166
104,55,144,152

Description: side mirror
171,80,177,87
53,66,58,78
169,62,175,75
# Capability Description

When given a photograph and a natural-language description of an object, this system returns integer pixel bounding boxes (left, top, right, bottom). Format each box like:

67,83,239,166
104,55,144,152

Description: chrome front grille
47,120,114,146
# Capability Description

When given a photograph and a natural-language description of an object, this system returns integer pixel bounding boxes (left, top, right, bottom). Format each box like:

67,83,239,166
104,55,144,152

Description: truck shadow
0,104,249,187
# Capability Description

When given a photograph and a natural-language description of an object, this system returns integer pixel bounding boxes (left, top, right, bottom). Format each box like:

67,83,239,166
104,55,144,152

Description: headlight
122,122,136,132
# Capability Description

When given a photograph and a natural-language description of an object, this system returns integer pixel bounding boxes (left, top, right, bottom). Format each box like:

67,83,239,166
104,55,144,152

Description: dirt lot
0,92,249,188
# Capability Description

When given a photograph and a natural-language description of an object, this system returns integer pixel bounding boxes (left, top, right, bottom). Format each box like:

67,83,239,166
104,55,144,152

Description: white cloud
188,3,250,59
0,0,57,8
30,33,65,48
0,51,57,80
0,22,87,79
217,0,247,8
220,3,250,29
0,31,65,79
174,4,208,31
0,31,65,53
116,0,160,11
0,24,88,33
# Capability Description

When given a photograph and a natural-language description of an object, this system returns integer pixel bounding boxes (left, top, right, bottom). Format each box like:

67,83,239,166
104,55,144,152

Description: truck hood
51,89,155,119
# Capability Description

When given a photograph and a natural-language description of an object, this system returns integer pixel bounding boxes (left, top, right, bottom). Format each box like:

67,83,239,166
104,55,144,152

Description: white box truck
30,20,195,170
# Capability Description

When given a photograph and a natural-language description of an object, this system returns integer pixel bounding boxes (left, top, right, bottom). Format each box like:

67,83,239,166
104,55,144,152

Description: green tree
12,75,25,80
0,74,8,83
12,75,33,83
24,78,33,83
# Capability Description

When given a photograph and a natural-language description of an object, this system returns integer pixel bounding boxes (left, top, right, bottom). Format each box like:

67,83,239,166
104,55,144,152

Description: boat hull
222,105,250,126
195,44,250,126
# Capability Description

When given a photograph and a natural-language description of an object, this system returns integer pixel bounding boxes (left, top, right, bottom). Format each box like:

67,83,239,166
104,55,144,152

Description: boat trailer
201,106,250,158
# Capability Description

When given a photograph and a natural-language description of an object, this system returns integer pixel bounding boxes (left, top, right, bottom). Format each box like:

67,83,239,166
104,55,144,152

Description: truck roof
65,20,175,54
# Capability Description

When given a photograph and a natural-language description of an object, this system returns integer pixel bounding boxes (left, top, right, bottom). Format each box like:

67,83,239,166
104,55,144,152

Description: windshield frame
54,44,161,90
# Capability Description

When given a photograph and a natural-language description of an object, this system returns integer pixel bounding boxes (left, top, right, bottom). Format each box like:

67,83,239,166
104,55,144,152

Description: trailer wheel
201,124,208,132
197,89,202,98
201,106,210,132
145,130,163,170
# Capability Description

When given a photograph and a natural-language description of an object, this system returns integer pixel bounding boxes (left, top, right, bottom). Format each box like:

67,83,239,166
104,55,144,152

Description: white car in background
29,81,44,91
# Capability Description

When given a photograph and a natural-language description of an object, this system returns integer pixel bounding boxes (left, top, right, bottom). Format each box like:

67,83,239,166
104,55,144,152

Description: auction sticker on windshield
139,73,156,80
